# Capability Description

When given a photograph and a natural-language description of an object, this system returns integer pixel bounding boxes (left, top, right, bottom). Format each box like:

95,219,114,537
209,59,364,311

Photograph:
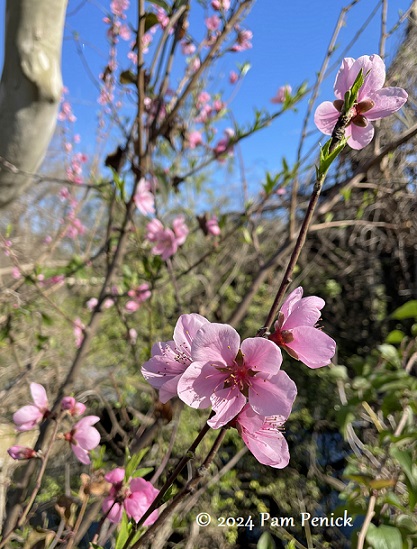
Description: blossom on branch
13,383,50,431
65,416,101,465
269,287,336,369
234,405,290,469
7,446,38,461
271,85,292,104
177,323,297,429
314,54,408,149
102,468,159,524
142,313,210,403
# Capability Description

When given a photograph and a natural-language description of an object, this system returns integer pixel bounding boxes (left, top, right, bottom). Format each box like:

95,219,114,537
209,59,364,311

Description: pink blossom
234,406,290,468
232,28,252,52
314,54,408,150
205,15,221,32
214,128,234,158
177,323,297,429
142,313,210,403
103,298,114,309
172,216,189,245
197,91,211,106
13,383,50,431
118,23,131,41
156,7,169,29
61,396,86,417
102,468,159,524
86,297,98,311
181,40,196,55
212,0,230,10
73,318,85,349
146,219,178,260
65,416,101,465
188,130,203,149
110,0,129,18
12,267,21,280
134,178,155,215
7,446,38,460
128,328,138,344
190,57,201,72
229,70,238,84
271,85,292,104
269,287,336,369
126,283,151,312
207,215,221,236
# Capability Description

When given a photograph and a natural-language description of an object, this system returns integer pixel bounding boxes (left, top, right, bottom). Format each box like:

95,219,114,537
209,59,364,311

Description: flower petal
71,444,91,464
208,386,247,428
282,296,324,330
240,337,282,375
173,313,210,355
347,121,374,150
30,383,48,409
366,87,408,120
103,498,123,523
177,361,225,408
13,405,43,430
191,323,240,364
105,468,125,484
287,326,336,368
280,287,303,320
249,371,297,418
350,54,386,100
314,102,340,135
334,57,355,99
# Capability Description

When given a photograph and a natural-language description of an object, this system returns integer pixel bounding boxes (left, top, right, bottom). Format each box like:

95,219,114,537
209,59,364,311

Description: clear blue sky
0,0,412,197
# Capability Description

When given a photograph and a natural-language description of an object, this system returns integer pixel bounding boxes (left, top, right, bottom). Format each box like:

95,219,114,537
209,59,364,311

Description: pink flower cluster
141,288,335,468
134,178,155,215
102,468,159,524
314,54,407,150
9,383,100,465
126,283,151,312
271,85,292,104
146,216,189,260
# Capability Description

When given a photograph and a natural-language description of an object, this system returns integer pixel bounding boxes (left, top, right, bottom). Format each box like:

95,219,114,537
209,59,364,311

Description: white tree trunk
0,0,67,207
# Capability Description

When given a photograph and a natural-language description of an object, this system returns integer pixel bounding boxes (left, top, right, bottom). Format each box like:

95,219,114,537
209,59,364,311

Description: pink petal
334,57,355,99
242,426,290,469
105,467,125,484
347,121,374,150
240,337,282,375
30,383,48,409
191,323,240,364
353,54,386,101
287,326,336,368
125,491,148,522
249,371,297,418
280,287,303,320
173,313,210,355
74,416,100,449
13,405,43,430
103,497,123,523
158,373,183,403
208,386,247,428
366,87,408,120
314,102,340,135
71,444,91,464
282,296,324,330
177,362,225,408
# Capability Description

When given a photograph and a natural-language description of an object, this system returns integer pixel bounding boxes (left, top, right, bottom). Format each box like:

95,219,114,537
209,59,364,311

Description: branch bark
0,0,67,207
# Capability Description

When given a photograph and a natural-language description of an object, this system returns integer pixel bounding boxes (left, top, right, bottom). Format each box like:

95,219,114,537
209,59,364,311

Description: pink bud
8,446,37,460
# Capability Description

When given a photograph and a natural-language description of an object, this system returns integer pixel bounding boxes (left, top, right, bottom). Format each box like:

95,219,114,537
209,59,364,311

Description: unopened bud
8,445,37,460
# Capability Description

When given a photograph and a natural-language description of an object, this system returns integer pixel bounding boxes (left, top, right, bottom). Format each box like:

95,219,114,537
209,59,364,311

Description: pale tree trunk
0,0,67,207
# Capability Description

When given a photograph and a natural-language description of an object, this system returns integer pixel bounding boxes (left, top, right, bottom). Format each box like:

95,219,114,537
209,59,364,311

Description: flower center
333,98,375,127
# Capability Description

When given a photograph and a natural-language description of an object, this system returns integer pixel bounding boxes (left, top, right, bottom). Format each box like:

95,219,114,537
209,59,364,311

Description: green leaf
257,531,276,549
377,344,401,368
145,12,159,32
131,467,154,478
391,300,417,320
317,137,347,180
385,330,405,344
345,69,365,110
366,523,402,549
120,70,137,85
125,448,149,481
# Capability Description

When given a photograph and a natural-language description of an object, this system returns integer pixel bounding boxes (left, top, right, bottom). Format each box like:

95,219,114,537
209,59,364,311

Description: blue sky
0,0,412,198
